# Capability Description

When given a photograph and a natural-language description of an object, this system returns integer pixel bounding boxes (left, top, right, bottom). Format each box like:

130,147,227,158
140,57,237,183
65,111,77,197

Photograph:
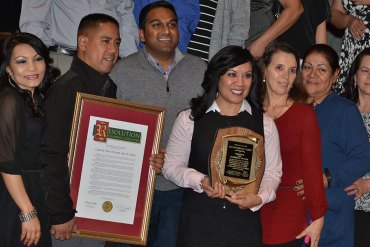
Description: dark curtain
0,0,22,32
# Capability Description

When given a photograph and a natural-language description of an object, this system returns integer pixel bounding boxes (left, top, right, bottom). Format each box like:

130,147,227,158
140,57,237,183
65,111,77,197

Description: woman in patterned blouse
343,47,370,247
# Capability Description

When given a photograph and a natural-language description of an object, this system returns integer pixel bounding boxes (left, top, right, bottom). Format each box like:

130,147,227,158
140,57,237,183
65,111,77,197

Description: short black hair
139,1,178,29
78,13,119,36
303,44,339,74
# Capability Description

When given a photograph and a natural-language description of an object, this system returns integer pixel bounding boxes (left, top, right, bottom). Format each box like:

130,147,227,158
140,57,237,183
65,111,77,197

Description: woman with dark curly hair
0,32,59,246
163,45,282,246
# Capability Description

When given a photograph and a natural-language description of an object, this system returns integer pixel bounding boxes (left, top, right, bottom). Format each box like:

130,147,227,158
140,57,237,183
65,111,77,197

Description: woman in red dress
259,43,327,247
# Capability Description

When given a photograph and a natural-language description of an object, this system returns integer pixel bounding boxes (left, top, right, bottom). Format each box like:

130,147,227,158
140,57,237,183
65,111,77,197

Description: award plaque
210,127,265,195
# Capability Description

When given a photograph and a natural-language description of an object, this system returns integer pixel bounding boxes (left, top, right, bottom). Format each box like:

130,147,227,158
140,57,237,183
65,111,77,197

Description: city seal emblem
102,201,113,213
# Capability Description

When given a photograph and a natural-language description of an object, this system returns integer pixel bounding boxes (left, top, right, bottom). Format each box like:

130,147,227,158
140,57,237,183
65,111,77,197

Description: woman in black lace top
0,32,59,247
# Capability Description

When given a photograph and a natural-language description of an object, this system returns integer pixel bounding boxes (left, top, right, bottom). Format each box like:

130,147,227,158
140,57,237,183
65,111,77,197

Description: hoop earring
8,74,16,88
331,82,336,90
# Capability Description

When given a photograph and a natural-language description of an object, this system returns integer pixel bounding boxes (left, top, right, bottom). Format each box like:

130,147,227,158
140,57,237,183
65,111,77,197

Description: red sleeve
300,105,328,220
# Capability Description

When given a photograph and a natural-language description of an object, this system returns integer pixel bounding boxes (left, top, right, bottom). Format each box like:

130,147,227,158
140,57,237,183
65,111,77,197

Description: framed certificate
68,93,165,245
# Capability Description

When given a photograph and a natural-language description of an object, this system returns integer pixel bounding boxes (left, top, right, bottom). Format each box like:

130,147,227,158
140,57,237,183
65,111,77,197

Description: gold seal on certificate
102,201,113,213
210,127,265,195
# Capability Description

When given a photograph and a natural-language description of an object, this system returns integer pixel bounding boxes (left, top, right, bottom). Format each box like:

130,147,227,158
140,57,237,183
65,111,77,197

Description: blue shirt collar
143,47,184,80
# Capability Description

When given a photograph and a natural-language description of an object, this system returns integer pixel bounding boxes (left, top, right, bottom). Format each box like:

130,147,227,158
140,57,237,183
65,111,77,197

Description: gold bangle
19,207,37,222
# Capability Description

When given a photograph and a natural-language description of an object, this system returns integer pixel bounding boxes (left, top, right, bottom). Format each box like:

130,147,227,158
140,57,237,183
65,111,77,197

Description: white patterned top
355,113,370,212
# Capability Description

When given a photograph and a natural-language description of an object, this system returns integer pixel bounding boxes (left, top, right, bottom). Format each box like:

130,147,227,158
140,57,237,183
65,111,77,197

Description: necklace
311,91,332,109
269,106,286,119
267,99,290,120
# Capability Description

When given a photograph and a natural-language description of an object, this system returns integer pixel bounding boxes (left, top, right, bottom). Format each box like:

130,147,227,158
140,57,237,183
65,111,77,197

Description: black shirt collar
70,57,116,98
71,57,108,87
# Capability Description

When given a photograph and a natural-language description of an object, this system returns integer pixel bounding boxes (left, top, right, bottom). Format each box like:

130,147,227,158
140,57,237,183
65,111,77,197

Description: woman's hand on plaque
202,178,226,199
225,193,262,209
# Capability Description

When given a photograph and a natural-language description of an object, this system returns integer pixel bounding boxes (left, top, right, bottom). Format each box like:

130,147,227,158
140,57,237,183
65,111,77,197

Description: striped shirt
187,0,218,62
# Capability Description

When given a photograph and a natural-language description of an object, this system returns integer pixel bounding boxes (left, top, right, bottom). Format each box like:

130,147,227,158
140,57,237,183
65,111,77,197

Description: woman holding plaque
163,45,282,247
258,43,327,247
0,33,59,246
301,44,370,247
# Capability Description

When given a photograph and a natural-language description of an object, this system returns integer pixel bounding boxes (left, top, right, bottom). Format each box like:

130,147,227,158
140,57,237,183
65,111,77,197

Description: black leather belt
278,185,295,189
48,45,76,56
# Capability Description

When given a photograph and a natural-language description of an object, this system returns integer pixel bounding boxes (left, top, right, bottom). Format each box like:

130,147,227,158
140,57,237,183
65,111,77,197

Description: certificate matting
68,93,165,245
76,116,147,225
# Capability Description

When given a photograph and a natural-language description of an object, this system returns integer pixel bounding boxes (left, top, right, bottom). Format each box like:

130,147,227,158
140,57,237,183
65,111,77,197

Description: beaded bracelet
200,176,208,190
19,208,38,222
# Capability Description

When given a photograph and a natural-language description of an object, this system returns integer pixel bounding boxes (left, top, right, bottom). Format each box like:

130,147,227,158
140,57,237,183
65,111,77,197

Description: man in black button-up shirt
40,13,121,247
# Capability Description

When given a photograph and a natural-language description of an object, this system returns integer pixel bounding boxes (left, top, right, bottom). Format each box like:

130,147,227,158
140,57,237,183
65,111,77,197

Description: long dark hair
343,48,370,102
259,42,308,105
190,46,260,121
0,32,60,117
78,13,120,36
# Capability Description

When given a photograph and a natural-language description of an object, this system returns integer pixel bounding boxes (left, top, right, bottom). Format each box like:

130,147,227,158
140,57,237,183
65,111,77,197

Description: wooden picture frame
68,93,165,245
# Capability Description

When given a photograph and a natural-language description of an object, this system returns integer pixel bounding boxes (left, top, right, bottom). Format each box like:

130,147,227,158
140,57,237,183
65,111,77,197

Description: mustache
157,34,171,40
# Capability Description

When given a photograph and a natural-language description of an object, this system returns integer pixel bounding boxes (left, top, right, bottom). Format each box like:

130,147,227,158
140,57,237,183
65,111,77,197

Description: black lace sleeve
0,88,23,174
